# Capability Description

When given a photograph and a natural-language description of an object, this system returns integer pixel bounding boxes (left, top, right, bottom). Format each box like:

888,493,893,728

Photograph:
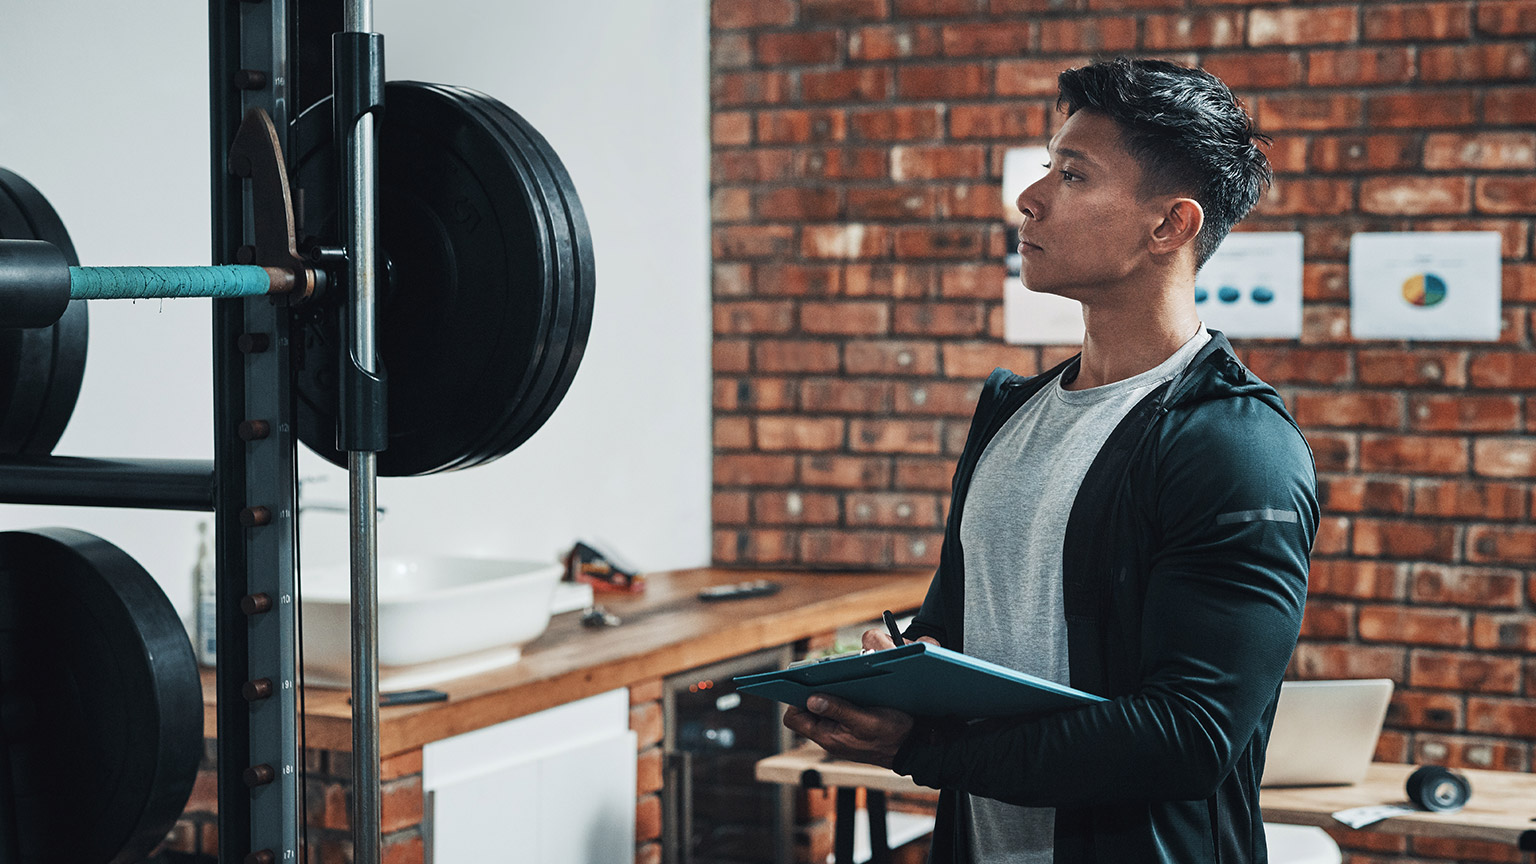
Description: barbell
0,80,594,475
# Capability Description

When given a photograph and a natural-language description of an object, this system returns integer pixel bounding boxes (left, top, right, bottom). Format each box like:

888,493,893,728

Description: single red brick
714,339,750,374
755,340,842,374
1412,479,1527,520
1385,689,1463,731
895,456,956,490
1315,516,1354,556
1358,606,1469,646
636,793,663,844
846,492,943,527
636,746,663,796
940,21,1034,57
1472,612,1536,652
1414,563,1524,608
1358,350,1468,387
1290,642,1406,682
1424,131,1536,170
802,224,890,259
1300,599,1353,639
1142,11,1245,49
755,30,841,65
380,776,423,834
939,264,1008,300
897,0,983,15
757,109,849,144
713,0,797,29
714,416,752,450
1467,524,1536,565
755,416,846,451
713,148,796,183
1410,394,1520,433
1201,52,1304,89
800,454,893,488
713,111,752,146
1470,350,1536,387
1363,2,1473,40
895,533,944,567
849,419,944,454
1307,47,1417,86
796,147,889,180
848,24,943,61
713,33,752,69
1291,390,1403,428
1474,437,1536,477
1367,90,1479,127
1374,730,1411,763
1310,134,1419,173
845,263,937,299
713,490,750,525
1263,135,1309,173
844,340,941,375
1303,431,1357,472
712,187,750,222
1483,87,1536,125
800,530,894,567
997,58,1085,97
712,70,791,106
893,303,987,337
1318,476,1410,514
1505,263,1536,301
1248,6,1359,45
1353,518,1459,561
1359,434,1470,474
1038,16,1136,53
1301,262,1349,302
1258,94,1362,131
1242,348,1350,384
801,378,893,413
1412,650,1522,693
803,68,891,103
801,301,891,335
943,184,1009,220
941,341,1040,378
894,379,984,416
948,104,1048,139
714,454,796,486
714,300,795,335
850,105,944,141
714,225,796,259
1361,176,1471,215
1476,176,1536,215
804,0,889,23
897,64,990,100
756,263,843,297
891,144,987,180
1421,43,1535,82
752,490,842,524
893,226,987,259
1478,0,1536,33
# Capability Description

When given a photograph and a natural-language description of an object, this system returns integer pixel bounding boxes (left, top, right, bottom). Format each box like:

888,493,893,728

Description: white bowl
299,556,563,686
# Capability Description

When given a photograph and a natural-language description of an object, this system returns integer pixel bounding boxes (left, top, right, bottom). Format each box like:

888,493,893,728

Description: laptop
1260,679,1394,787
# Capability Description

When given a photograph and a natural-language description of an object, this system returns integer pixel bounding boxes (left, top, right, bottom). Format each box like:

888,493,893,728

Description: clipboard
733,642,1104,719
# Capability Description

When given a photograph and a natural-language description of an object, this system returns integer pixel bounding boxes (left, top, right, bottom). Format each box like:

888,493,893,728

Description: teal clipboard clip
733,642,1105,719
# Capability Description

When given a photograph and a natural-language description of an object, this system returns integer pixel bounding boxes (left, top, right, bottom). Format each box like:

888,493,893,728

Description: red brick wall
709,2,1535,861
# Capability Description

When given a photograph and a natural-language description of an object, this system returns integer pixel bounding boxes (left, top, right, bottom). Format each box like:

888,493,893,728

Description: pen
883,610,905,647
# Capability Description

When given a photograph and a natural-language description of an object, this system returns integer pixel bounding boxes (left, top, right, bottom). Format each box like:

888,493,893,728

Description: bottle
193,520,216,666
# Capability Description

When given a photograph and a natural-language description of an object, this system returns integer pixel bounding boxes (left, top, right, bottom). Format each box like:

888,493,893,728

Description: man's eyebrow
1051,146,1099,168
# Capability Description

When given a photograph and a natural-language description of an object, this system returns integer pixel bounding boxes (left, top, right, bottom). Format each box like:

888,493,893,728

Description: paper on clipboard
733,642,1104,719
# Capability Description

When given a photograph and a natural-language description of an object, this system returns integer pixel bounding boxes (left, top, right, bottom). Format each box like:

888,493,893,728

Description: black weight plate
422,85,575,470
292,81,561,475
0,528,201,864
441,86,594,460
409,84,571,471
0,167,88,456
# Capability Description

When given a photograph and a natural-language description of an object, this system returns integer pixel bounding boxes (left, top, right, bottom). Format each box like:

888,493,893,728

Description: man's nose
1016,182,1042,221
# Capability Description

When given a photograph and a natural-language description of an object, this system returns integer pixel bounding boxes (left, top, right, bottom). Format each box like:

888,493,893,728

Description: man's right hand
861,629,940,652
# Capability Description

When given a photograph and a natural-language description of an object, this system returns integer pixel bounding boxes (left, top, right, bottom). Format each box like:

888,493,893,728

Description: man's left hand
783,693,914,769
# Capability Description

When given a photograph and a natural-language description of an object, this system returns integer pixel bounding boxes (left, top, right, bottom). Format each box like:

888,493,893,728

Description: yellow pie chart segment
1402,273,1448,308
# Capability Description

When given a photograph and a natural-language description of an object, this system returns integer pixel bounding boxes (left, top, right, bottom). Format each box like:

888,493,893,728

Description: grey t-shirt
960,327,1211,864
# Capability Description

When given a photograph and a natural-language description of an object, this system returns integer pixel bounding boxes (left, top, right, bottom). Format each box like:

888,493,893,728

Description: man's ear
1148,198,1204,257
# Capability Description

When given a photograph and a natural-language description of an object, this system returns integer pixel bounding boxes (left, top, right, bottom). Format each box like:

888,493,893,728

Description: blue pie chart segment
1402,273,1447,308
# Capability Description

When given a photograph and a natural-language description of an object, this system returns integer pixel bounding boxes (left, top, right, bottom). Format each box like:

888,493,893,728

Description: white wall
0,1,711,623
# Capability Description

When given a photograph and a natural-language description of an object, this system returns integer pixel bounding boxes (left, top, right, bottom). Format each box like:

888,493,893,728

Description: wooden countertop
759,745,1536,849
201,567,932,756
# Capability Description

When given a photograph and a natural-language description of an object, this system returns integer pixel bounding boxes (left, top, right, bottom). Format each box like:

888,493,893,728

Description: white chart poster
1194,232,1304,339
1349,232,1502,341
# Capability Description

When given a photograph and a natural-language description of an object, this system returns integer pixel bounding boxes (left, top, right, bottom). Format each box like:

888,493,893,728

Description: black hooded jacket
892,332,1319,864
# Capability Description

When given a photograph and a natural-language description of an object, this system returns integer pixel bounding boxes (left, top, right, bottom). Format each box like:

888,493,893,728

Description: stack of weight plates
0,168,88,456
292,81,595,476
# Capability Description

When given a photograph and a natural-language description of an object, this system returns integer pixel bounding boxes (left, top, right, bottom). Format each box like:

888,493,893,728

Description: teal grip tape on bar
70,266,271,300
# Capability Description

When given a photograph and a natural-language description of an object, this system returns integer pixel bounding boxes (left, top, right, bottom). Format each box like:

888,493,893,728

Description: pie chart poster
1350,232,1502,341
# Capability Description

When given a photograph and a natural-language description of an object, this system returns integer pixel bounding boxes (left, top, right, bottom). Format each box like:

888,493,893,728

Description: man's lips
1018,237,1042,251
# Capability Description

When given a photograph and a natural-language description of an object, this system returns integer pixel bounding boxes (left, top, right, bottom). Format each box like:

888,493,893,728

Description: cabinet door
425,689,636,864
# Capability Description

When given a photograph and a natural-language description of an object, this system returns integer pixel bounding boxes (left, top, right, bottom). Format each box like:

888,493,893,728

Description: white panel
537,731,638,864
1194,232,1304,339
429,761,542,863
424,688,628,790
1349,231,1502,341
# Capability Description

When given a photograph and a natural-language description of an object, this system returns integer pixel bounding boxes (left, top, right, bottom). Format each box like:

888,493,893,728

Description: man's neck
1067,289,1202,391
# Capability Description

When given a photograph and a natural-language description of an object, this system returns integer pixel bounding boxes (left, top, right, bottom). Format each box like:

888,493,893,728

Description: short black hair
1056,57,1272,269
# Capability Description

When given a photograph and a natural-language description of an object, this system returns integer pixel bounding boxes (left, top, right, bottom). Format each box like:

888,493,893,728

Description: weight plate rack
0,2,595,862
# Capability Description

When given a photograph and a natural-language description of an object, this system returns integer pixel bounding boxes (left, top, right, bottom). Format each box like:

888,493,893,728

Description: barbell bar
0,238,322,329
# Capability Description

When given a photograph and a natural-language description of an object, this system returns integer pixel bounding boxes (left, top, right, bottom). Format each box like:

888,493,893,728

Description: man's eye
1060,170,1082,182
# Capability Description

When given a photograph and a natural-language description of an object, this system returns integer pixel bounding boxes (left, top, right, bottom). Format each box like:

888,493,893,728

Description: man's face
1014,109,1170,303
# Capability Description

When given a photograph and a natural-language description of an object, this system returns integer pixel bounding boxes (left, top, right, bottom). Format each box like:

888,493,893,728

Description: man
784,57,1319,863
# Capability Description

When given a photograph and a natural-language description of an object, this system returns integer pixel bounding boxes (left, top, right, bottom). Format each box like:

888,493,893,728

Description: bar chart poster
1350,232,1502,341
1194,232,1304,338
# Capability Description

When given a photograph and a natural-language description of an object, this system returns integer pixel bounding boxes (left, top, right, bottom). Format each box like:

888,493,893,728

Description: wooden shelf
200,567,932,756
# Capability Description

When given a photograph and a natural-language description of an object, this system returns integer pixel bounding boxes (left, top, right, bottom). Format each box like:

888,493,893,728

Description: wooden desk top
201,567,932,756
760,746,1536,849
